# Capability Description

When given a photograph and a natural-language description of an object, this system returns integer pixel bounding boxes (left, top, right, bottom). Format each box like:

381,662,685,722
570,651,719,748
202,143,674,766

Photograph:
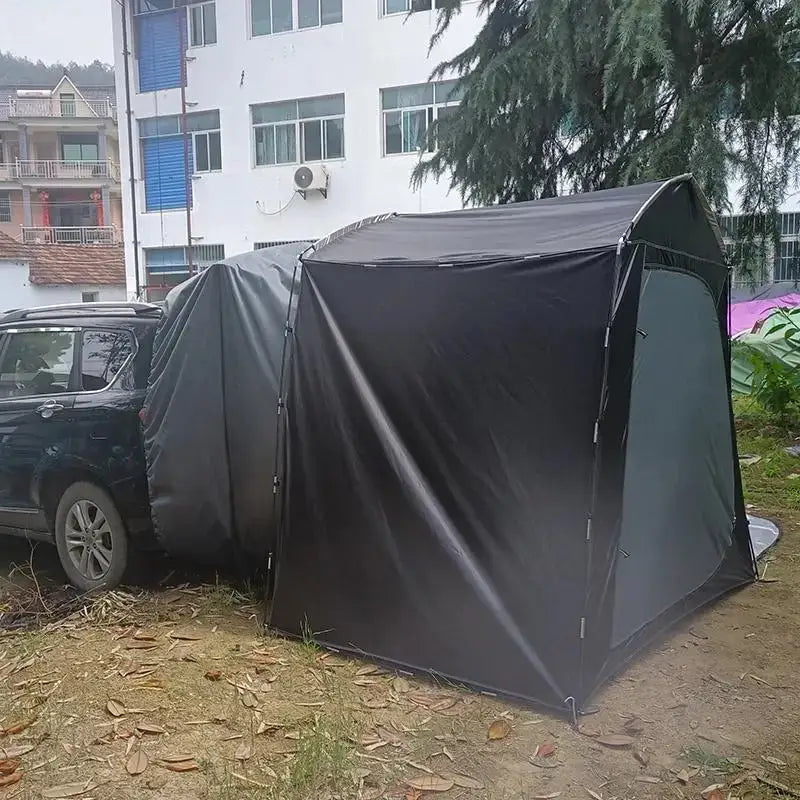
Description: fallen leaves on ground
204,670,222,681
676,767,701,784
235,741,253,761
393,676,411,694
536,742,556,758
0,744,34,759
762,755,788,767
0,771,21,788
135,722,165,735
701,783,725,799
406,774,455,792
595,733,634,748
488,719,511,740
105,699,126,718
0,759,20,775
126,750,148,776
441,772,484,789
0,718,34,737
162,759,199,772
41,780,95,798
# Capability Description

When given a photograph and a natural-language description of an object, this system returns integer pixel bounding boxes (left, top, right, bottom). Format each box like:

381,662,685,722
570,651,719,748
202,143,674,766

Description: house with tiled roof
0,75,122,248
0,232,125,310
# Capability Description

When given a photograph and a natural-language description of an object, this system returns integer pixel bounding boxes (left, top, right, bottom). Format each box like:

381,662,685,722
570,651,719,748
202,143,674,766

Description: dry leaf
586,790,603,800
284,731,301,740
204,671,222,682
635,776,661,784
132,631,158,641
429,698,458,712
163,760,199,772
365,699,388,709
676,767,701,784
701,783,725,798
533,794,562,799
160,753,195,763
241,692,258,709
633,747,649,766
1,719,33,737
0,759,20,776
169,631,203,641
136,722,165,735
443,772,484,789
393,677,411,694
234,742,253,762
106,700,126,718
0,772,21,788
536,742,556,758
125,641,159,650
0,745,34,759
705,791,724,800
487,719,511,740
356,666,378,676
406,774,455,792
41,780,94,798
354,679,378,687
126,750,148,776
596,734,634,748
762,756,788,767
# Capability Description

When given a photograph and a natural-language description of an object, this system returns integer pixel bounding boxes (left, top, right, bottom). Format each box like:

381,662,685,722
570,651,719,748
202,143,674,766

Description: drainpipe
120,0,141,297
180,15,194,274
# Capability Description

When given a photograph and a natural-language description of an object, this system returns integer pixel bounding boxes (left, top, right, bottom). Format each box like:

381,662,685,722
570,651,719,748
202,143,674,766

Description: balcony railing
4,98,115,120
16,160,119,182
21,226,119,246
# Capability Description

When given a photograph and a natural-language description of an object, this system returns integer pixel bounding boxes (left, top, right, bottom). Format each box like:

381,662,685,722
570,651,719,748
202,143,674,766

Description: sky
4,0,114,65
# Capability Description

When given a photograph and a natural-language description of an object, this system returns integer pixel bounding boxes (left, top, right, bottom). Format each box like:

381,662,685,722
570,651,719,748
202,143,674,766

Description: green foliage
742,307,800,424
415,0,800,254
0,51,113,88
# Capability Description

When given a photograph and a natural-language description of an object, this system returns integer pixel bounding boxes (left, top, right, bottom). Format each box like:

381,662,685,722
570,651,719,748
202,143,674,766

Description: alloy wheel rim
65,500,113,581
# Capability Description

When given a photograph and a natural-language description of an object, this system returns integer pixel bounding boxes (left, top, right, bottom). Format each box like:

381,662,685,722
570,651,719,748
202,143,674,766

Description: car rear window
81,330,134,391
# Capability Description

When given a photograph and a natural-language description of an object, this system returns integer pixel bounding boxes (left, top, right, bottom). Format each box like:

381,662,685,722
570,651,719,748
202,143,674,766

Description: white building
111,0,483,300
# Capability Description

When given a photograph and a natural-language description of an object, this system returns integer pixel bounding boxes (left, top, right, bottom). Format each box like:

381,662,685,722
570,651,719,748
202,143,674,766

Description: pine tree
414,0,800,228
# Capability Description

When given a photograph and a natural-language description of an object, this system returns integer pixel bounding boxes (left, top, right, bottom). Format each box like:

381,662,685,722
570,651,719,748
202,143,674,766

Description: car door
0,327,79,534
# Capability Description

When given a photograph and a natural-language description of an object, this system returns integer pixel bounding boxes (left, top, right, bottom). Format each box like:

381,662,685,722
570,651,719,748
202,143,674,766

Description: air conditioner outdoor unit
293,164,329,199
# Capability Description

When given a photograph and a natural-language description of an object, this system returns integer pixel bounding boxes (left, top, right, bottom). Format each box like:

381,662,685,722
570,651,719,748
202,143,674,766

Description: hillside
0,50,114,87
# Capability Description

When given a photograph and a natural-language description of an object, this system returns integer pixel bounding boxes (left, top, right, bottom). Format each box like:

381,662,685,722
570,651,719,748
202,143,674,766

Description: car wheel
54,482,129,591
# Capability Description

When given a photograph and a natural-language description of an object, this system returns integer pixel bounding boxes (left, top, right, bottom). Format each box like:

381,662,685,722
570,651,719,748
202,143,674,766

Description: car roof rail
0,302,162,324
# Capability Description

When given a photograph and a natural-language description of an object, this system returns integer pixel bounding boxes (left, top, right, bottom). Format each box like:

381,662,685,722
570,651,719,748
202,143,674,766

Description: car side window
0,330,77,399
81,330,134,392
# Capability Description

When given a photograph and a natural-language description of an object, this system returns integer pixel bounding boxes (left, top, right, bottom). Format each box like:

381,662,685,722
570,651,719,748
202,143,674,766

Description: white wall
112,2,484,296
0,259,126,310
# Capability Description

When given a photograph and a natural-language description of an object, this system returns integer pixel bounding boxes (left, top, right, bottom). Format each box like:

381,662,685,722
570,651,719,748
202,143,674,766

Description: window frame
381,0,438,16
250,0,342,36
79,328,137,394
189,0,217,47
0,191,11,224
381,81,461,156
252,95,345,167
0,327,81,401
192,129,222,173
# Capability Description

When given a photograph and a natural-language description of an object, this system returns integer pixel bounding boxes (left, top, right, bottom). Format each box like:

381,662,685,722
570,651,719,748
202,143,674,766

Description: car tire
54,482,129,591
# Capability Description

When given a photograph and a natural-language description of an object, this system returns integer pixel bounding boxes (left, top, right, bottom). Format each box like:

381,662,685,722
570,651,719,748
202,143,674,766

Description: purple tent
730,293,800,336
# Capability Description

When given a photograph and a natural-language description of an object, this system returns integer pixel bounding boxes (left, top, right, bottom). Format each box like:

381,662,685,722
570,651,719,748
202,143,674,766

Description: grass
682,745,743,775
735,396,800,513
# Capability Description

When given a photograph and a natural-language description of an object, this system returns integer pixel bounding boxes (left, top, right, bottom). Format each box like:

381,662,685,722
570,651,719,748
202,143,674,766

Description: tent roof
307,178,699,266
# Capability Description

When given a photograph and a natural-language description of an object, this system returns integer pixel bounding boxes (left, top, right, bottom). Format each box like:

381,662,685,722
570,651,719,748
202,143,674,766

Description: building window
252,94,344,166
382,0,442,14
254,239,306,249
721,212,800,283
61,134,99,162
251,0,293,35
0,192,10,223
189,1,217,46
144,244,225,299
81,291,100,303
251,0,341,35
60,93,77,117
381,79,462,155
139,111,220,210
776,239,800,282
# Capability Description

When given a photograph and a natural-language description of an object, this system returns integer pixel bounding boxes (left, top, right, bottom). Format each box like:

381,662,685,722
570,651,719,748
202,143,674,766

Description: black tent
268,175,757,713
143,243,308,566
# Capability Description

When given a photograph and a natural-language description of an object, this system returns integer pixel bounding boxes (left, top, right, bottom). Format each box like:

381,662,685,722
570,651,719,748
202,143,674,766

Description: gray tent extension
268,175,757,712
143,242,309,567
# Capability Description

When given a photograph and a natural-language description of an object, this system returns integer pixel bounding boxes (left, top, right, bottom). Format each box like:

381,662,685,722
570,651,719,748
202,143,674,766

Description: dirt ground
0,418,799,800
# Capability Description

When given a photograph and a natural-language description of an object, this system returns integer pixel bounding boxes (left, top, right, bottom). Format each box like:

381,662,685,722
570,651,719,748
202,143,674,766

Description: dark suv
0,302,161,591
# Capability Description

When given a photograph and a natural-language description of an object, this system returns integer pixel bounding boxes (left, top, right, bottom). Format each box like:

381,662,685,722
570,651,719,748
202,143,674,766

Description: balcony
3,98,115,120
21,226,119,245
16,160,120,182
